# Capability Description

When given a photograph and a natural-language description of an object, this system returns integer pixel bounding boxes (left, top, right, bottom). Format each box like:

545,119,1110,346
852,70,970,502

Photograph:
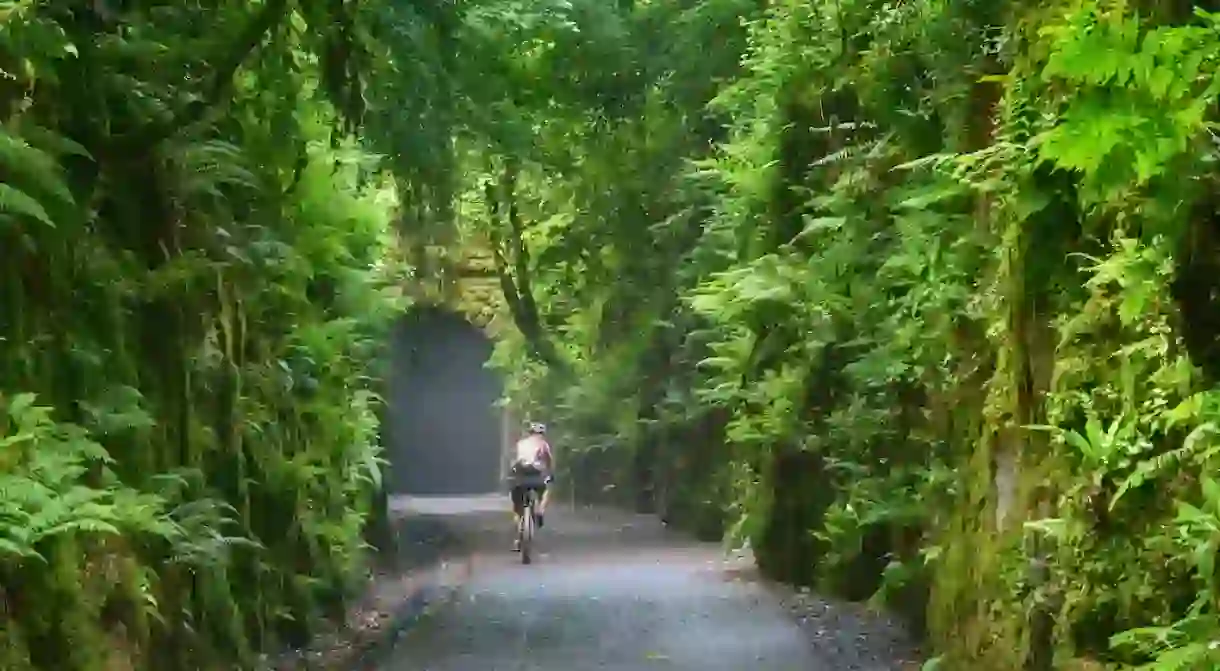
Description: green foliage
0,0,426,669
437,0,1220,669
15,0,1220,668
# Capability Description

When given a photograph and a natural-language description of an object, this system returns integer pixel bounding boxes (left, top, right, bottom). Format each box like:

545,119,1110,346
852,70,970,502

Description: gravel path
778,588,923,670
379,495,922,671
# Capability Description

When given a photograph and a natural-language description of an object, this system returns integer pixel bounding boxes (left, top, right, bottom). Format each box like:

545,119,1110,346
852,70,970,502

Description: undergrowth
441,1,1220,669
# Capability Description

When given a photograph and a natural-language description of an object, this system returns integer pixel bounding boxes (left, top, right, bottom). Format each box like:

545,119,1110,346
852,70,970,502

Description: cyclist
510,421,554,551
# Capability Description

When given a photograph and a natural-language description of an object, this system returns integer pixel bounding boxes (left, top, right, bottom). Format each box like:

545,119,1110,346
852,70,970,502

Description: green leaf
0,537,43,562
5,393,37,420
0,183,55,227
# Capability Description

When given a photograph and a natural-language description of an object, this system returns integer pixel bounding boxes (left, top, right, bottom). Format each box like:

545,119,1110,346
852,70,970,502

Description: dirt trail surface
379,494,920,671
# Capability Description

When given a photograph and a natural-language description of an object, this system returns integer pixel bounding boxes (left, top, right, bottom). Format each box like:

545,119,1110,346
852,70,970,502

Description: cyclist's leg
535,483,549,526
538,474,552,514
510,484,526,549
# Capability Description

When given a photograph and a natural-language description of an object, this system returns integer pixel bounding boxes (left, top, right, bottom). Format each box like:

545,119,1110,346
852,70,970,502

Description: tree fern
0,127,76,227
0,183,55,228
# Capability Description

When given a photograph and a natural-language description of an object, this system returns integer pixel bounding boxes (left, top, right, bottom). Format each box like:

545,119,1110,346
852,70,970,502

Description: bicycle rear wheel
520,498,535,565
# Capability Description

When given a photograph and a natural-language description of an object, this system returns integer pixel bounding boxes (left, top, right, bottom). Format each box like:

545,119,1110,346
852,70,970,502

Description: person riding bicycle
510,421,553,550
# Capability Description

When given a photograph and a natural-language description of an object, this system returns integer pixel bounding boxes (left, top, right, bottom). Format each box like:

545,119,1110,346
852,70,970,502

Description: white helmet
528,422,547,435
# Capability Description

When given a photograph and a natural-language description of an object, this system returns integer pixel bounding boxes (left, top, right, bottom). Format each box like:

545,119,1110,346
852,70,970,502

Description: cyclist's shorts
509,463,547,513
510,483,546,513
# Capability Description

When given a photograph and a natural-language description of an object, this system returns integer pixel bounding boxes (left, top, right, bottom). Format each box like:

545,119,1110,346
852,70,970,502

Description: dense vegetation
461,1,1220,670
0,1,413,669
7,0,1220,670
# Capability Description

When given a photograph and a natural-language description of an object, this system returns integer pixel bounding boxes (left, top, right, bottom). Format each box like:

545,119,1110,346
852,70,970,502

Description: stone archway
385,305,505,495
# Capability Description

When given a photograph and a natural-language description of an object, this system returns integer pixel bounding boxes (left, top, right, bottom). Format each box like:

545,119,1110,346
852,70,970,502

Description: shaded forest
4,0,1220,670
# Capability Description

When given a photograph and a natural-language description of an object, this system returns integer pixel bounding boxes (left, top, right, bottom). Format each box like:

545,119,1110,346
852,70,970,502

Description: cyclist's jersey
514,434,552,471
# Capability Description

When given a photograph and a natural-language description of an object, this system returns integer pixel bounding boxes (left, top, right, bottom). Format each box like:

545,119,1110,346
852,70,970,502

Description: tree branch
485,159,564,369
116,0,291,154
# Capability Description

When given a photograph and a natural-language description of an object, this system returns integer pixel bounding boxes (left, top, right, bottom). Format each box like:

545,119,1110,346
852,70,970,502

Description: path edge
262,515,477,671
343,558,472,671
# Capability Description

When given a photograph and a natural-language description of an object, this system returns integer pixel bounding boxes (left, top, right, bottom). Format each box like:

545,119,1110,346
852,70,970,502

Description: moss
754,450,833,586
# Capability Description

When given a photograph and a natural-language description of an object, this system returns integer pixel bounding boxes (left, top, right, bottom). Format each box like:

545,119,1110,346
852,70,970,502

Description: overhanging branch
115,0,291,154
485,159,565,370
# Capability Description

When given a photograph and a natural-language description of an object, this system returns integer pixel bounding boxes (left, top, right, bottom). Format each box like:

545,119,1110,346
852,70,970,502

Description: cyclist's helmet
528,422,547,435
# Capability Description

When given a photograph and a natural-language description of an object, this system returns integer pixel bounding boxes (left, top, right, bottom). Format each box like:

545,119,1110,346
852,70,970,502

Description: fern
0,183,54,227
0,127,76,226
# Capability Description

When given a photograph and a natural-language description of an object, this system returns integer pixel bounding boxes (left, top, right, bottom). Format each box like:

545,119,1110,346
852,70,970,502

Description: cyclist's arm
542,441,555,476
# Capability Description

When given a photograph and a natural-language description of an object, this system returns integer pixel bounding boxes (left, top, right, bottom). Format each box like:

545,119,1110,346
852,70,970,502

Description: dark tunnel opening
385,305,505,495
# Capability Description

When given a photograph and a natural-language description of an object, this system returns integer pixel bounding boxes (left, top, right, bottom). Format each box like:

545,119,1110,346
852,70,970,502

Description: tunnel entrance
385,305,504,495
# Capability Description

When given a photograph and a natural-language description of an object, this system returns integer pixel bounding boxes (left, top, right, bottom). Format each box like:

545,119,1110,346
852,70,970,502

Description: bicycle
509,468,550,565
